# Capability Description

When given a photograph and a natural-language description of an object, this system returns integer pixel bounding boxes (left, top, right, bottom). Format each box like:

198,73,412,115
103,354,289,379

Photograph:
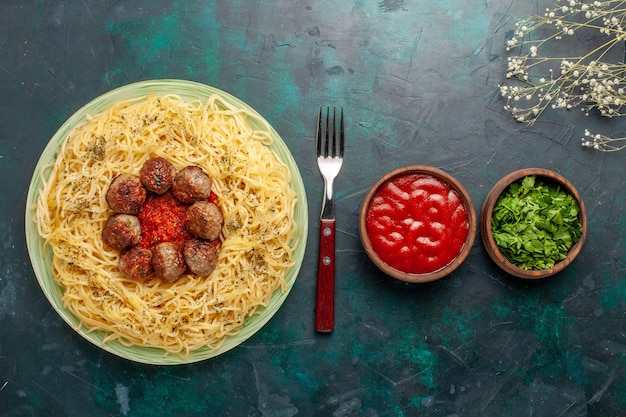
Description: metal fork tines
315,106,344,333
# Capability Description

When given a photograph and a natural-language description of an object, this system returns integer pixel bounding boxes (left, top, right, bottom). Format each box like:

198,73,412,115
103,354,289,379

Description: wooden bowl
359,165,476,283
480,168,587,279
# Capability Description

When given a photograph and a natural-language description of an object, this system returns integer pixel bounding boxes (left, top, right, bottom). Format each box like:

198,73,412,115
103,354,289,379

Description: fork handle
315,219,335,332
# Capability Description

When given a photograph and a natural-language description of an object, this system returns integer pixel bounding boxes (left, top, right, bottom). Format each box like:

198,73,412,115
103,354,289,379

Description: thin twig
501,0,626,151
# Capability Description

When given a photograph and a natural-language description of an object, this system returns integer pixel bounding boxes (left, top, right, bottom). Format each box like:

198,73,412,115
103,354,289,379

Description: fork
315,106,344,333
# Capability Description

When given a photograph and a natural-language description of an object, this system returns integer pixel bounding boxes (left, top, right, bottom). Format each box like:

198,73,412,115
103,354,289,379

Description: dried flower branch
501,0,626,152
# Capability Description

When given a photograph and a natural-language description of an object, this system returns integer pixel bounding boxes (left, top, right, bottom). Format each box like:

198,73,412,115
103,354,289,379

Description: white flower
502,0,626,151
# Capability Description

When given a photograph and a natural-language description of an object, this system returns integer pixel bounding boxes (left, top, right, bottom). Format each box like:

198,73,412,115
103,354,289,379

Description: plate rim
25,79,308,365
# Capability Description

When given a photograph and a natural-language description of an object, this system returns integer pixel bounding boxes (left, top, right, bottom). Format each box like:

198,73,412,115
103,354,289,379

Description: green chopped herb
491,175,582,270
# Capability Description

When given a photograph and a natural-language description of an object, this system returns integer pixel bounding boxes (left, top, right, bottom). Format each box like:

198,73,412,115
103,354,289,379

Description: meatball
184,239,220,276
185,201,224,241
106,174,147,214
172,166,212,204
139,157,177,194
152,242,186,282
102,214,141,250
119,246,153,280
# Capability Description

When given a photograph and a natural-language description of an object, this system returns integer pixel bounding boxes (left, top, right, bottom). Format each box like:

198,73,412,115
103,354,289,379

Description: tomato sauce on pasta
34,94,297,356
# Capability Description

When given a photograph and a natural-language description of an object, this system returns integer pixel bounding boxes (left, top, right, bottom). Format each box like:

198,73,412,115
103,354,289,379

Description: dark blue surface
0,1,624,416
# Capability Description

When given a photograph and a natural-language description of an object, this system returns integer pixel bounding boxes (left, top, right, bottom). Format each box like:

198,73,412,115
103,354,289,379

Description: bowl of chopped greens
480,168,586,279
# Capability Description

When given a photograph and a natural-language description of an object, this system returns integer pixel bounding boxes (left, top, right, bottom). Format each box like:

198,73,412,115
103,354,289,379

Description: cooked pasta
35,93,297,356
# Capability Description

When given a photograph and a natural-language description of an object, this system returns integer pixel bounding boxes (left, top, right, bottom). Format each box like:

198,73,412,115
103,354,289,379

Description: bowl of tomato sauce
480,168,587,279
359,165,477,283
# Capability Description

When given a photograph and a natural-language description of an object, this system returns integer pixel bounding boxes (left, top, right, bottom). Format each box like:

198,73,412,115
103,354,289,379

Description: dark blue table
1,1,624,416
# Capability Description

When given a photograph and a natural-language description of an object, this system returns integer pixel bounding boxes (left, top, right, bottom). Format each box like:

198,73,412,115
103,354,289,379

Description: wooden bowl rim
480,168,587,279
359,165,477,283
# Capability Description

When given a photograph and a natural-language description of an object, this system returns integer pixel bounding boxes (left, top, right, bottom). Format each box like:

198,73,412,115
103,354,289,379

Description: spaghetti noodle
35,93,297,356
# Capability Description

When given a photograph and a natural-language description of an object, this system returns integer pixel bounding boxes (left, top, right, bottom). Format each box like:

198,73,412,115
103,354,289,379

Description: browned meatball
139,157,177,194
102,214,141,250
119,246,153,280
106,174,147,214
152,242,186,282
185,201,223,240
184,239,220,276
172,166,212,204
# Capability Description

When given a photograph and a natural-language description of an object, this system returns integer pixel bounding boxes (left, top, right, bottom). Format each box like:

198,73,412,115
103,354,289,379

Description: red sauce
365,173,469,274
137,191,219,252
138,192,191,251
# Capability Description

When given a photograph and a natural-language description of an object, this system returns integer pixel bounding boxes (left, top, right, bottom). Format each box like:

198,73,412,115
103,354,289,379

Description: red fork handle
315,219,335,332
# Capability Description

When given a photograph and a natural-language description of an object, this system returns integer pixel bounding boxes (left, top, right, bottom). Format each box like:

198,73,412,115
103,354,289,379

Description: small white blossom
501,0,626,151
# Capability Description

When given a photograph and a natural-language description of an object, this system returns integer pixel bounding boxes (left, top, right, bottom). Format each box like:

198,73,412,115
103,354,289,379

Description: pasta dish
34,93,298,356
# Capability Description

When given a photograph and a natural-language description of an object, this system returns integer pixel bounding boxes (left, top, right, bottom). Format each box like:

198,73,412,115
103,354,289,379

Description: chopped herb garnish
491,175,582,270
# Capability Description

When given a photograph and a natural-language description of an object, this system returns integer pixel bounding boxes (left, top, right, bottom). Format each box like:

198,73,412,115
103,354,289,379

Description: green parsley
491,175,583,270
